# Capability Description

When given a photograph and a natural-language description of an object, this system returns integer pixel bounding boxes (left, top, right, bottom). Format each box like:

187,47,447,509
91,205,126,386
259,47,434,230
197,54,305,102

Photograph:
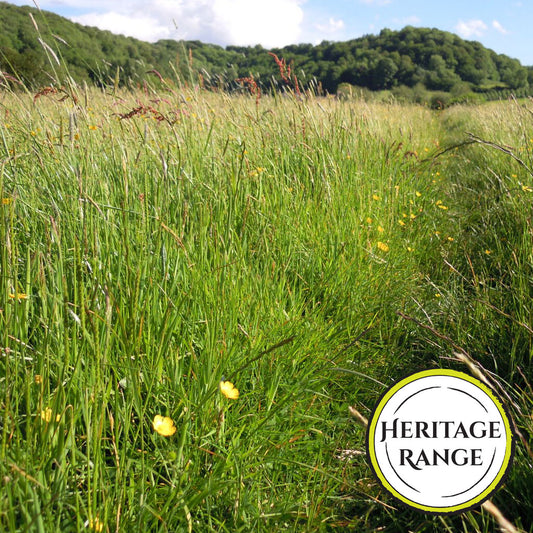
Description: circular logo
366,369,514,514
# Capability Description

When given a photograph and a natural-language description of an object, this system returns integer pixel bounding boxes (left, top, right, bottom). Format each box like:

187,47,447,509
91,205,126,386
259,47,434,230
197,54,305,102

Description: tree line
1,1,532,104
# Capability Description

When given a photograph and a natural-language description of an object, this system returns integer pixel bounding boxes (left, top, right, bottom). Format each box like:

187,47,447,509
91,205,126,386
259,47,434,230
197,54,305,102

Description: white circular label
367,369,514,514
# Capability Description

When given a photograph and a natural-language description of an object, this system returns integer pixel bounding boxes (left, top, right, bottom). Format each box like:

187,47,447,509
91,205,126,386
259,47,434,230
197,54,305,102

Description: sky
6,0,533,65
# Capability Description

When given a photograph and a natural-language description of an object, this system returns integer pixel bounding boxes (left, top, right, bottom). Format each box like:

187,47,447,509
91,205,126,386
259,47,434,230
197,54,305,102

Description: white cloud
67,0,304,47
315,17,345,34
34,0,129,9
455,19,487,38
492,20,509,35
73,12,173,42
211,0,304,47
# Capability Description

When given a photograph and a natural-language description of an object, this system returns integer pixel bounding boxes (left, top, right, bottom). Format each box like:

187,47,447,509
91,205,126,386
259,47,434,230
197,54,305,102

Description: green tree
372,57,399,89
426,54,460,90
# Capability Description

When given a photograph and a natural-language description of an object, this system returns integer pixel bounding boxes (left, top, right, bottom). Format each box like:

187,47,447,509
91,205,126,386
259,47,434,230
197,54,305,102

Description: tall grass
0,83,532,532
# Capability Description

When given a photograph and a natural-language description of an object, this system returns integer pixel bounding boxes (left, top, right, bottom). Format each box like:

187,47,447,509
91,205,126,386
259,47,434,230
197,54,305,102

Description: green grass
0,86,532,532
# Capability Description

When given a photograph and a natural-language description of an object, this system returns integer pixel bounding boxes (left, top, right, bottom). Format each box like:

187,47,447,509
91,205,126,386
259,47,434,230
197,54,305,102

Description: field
1,83,532,532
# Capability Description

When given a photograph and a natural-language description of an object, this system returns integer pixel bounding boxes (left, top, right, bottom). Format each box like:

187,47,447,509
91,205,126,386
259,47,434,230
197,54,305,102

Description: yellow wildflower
372,194,380,201
2,198,13,205
87,517,104,532
9,293,28,300
220,380,239,400
377,225,385,233
377,241,389,252
34,375,43,385
415,191,421,197
366,217,373,224
398,220,406,226
41,407,61,423
153,415,177,436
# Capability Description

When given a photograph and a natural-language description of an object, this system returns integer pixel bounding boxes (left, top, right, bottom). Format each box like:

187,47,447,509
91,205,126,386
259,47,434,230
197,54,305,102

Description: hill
1,1,532,100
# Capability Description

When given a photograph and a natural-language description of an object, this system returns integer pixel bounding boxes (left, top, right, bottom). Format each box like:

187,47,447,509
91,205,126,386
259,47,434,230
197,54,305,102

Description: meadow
1,82,532,532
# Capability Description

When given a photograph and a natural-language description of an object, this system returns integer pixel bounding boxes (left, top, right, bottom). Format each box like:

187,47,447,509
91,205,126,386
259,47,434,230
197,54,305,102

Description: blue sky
6,0,533,65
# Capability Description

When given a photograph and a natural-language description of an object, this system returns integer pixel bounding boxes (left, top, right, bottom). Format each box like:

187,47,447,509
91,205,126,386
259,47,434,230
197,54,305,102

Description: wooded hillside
1,1,532,102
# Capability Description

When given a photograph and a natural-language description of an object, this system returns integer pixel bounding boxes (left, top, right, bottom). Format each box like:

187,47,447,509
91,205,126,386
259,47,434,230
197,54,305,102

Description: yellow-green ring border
366,369,515,515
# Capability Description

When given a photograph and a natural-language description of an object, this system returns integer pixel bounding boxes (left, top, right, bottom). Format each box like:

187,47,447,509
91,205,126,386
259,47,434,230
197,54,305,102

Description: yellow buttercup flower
377,242,389,252
220,380,239,400
87,517,104,532
41,408,53,422
9,292,28,300
41,407,61,423
153,415,177,436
